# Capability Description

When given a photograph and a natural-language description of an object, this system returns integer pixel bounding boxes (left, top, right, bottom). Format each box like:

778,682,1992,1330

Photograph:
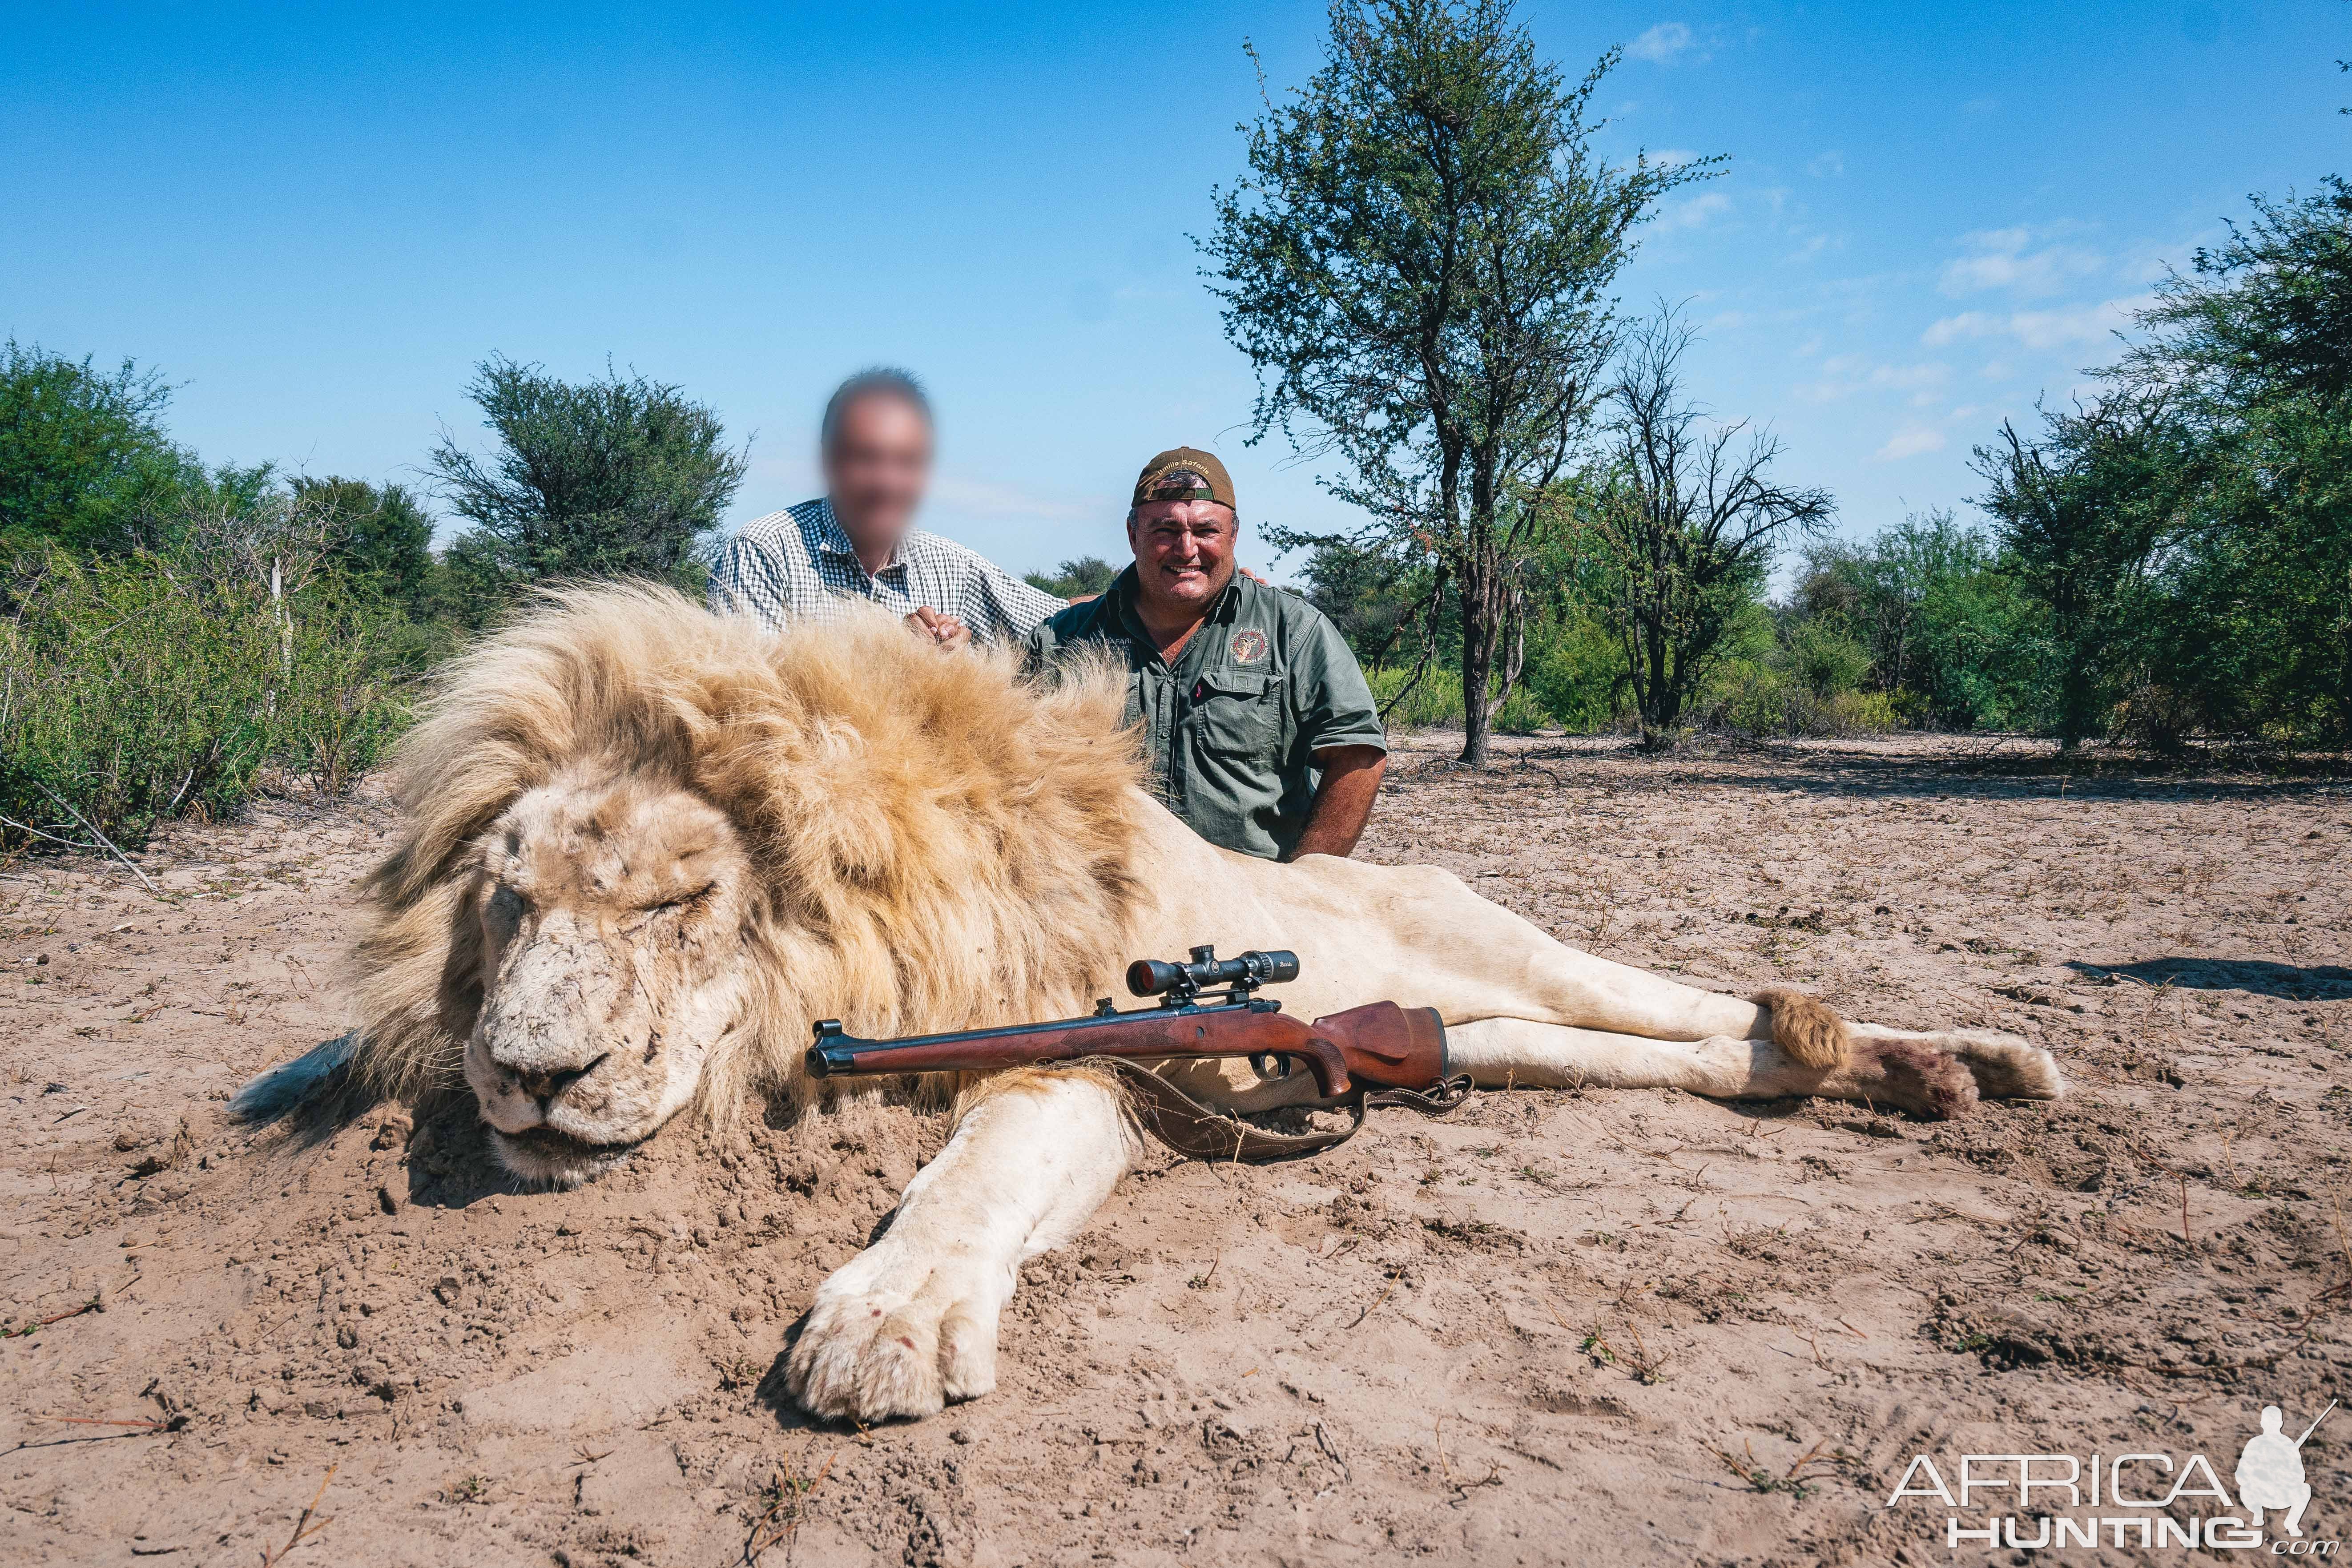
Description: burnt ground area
1,733,2347,1565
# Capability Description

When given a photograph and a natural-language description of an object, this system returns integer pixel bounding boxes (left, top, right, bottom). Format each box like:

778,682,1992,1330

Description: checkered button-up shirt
708,498,1065,646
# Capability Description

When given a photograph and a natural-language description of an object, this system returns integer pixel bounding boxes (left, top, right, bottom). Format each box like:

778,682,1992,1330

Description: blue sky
3,2,2345,582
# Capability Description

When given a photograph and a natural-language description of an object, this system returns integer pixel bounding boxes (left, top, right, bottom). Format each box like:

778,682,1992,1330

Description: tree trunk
2059,652,2094,753
1459,617,1494,766
1643,675,1684,750
1637,613,1679,750
2055,582,2093,752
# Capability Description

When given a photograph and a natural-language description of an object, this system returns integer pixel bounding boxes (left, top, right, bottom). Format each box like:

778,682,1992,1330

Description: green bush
0,546,422,849
428,354,747,593
1365,662,1581,736
1491,683,1551,735
1523,610,1625,733
1023,556,1118,599
1702,663,1900,738
1905,566,2056,732
1367,664,1464,730
1362,602,1629,737
1692,607,1901,739
1820,688,1899,734
1700,659,1788,735
1782,615,1873,700
0,340,208,552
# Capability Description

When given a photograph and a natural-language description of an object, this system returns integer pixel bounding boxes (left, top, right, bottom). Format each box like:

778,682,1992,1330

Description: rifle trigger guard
1247,1052,1292,1083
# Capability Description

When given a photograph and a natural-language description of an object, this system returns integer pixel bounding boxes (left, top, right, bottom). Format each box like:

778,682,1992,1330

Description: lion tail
230,1033,359,1123
1752,988,1852,1070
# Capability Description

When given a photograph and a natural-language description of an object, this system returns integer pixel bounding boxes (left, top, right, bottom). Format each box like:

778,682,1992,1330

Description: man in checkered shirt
708,368,1067,650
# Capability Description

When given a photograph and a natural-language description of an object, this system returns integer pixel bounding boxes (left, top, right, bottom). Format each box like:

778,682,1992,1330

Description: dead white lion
240,585,2059,1425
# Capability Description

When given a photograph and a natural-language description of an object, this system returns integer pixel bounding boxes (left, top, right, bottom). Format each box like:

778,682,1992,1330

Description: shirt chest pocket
1187,669,1282,756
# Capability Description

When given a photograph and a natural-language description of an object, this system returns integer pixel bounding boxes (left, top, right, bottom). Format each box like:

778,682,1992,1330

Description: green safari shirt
1023,567,1386,860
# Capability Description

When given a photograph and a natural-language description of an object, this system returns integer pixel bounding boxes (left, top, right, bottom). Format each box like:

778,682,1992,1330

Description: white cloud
1874,428,1947,461
2001,304,2134,350
1939,227,2107,298
1921,311,1999,346
1657,190,1731,230
1806,150,1845,179
1794,356,1952,405
1921,295,2151,351
1627,22,1694,63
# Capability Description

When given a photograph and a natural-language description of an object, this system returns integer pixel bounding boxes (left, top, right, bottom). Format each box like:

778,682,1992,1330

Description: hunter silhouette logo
1884,1396,2338,1550
2239,1400,2333,1539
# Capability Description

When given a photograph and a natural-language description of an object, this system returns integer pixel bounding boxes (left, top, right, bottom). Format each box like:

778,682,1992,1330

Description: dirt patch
3,735,2348,1563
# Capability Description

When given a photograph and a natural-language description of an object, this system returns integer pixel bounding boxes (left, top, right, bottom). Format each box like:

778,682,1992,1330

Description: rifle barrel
806,998,1353,1094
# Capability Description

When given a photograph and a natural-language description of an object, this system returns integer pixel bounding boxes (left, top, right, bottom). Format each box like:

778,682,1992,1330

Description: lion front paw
786,1246,1004,1423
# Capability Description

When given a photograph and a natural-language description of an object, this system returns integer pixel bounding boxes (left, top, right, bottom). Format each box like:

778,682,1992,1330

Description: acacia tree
1202,0,1709,764
2118,178,2352,742
1971,390,2183,749
288,476,435,609
0,341,201,552
1956,160,2350,753
428,355,747,592
1586,310,1834,748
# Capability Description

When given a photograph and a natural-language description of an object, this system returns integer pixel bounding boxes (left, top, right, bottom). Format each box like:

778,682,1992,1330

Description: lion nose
511,1053,608,1110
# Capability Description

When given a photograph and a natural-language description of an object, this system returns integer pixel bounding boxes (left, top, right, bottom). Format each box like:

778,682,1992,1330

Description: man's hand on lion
904,605,971,651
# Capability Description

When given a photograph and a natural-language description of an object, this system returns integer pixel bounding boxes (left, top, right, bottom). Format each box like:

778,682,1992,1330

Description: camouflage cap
1131,447,1236,513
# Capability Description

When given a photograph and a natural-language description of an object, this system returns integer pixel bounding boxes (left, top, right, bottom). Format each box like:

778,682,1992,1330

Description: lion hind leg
1446,1018,1752,1095
1837,1038,1978,1119
1752,987,1852,1070
1935,1030,2063,1100
1842,1023,2064,1101
1448,1017,1977,1119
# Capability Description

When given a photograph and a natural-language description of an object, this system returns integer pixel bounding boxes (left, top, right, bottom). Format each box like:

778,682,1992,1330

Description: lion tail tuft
1752,988,1852,1071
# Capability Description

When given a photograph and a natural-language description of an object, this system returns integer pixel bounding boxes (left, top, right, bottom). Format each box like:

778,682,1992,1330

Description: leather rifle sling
1087,1058,1475,1164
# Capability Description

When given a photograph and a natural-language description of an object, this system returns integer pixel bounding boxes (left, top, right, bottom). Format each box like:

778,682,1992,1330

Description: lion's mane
343,584,1147,1121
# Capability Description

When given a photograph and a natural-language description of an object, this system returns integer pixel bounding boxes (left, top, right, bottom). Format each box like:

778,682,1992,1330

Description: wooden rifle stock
806,996,1449,1100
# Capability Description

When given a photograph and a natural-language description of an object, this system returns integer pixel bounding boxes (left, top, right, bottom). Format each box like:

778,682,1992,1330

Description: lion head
343,586,1146,1186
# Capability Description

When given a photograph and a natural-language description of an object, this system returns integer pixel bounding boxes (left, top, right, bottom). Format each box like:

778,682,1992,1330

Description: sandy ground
2,732,2348,1566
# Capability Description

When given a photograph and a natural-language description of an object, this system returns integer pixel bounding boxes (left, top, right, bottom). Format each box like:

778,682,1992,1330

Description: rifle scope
1126,945,1300,1001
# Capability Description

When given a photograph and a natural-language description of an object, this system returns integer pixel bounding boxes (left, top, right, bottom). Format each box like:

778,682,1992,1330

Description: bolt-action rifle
805,946,1468,1160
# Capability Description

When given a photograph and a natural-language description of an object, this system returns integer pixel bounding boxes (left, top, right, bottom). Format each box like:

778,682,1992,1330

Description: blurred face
1125,499,1236,620
822,394,932,551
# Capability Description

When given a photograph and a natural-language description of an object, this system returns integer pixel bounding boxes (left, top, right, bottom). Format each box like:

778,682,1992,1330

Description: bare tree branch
1585,304,1835,746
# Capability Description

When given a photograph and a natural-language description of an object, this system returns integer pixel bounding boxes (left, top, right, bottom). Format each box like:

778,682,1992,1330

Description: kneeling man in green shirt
1024,447,1388,861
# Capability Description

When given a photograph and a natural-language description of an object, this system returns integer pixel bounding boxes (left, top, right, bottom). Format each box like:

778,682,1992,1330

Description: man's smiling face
1125,497,1236,618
